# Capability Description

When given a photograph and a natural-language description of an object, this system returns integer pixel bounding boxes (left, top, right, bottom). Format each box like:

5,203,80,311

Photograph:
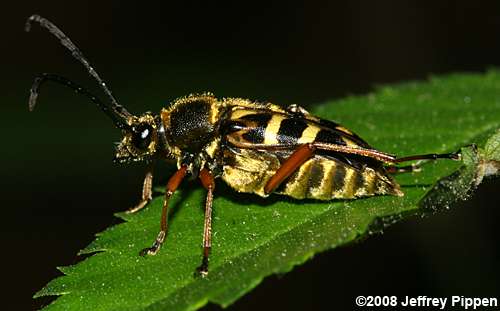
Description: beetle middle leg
140,165,187,256
197,168,215,277
126,164,155,214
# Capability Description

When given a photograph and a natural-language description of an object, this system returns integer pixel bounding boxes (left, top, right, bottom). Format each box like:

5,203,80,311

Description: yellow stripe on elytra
298,125,321,144
335,125,354,135
342,137,359,147
263,114,286,145
231,108,259,119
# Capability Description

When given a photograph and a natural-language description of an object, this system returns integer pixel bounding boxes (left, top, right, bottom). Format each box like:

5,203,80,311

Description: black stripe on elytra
240,113,273,127
331,164,346,192
242,127,265,144
228,113,272,144
316,118,371,148
277,118,309,144
317,118,340,129
314,129,346,145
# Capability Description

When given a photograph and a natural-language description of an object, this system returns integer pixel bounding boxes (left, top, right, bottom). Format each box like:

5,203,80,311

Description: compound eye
132,124,152,150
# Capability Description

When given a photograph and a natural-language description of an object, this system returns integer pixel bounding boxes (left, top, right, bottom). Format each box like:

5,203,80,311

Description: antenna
25,14,132,123
29,73,132,130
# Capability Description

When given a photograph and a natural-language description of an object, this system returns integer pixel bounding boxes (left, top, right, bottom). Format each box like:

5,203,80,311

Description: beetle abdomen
277,156,403,199
222,149,402,200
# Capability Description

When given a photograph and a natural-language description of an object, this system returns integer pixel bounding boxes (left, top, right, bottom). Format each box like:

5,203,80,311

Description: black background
1,1,499,310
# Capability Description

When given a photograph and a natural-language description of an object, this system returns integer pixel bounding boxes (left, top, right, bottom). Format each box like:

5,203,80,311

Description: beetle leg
264,143,463,194
126,163,154,214
228,138,397,163
140,165,188,256
197,168,215,277
311,142,461,164
385,164,421,174
264,144,315,194
392,150,461,163
386,148,463,173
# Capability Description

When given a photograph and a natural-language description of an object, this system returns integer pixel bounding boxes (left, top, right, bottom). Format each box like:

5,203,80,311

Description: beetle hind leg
386,147,465,174
264,144,314,195
393,150,461,163
385,164,422,174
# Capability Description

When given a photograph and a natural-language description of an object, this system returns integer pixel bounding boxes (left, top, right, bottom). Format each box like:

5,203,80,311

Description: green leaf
36,70,500,310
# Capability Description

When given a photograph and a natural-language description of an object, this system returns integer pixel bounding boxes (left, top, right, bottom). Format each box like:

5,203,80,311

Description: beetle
26,15,460,276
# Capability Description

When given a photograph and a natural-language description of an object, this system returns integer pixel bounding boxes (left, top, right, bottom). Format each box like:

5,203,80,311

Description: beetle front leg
126,164,154,214
140,165,188,256
196,168,215,277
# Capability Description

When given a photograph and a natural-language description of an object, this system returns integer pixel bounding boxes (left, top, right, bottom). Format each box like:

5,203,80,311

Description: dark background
1,1,499,310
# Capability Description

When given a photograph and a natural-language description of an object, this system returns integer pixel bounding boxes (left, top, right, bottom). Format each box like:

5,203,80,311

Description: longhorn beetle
26,15,460,276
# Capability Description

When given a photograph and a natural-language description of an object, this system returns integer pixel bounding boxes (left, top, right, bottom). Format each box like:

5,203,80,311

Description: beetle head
114,113,163,163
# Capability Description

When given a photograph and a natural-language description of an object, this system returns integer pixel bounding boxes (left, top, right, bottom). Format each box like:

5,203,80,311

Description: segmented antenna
25,14,132,121
29,73,132,129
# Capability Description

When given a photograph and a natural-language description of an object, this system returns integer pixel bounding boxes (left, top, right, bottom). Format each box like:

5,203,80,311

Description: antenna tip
25,14,42,32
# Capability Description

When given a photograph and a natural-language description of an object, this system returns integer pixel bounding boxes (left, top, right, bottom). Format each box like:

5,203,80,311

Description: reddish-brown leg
227,137,397,163
229,136,462,165
197,168,215,277
306,144,460,164
264,142,462,194
311,142,461,167
385,151,461,174
127,163,154,214
392,151,461,163
140,165,188,256
386,150,461,173
264,144,315,195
